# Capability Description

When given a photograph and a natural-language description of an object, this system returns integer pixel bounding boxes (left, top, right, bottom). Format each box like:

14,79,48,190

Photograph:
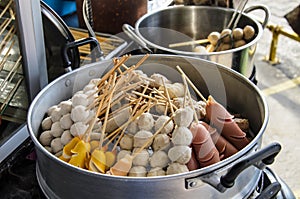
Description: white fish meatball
90,132,101,141
168,146,192,164
154,115,174,134
60,113,73,130
138,112,154,131
59,100,72,115
71,105,90,122
61,130,73,146
44,146,53,153
117,150,131,161
154,104,167,115
39,131,53,146
152,134,171,151
47,105,58,116
174,107,194,127
166,163,189,175
149,73,171,88
150,151,170,168
50,122,64,137
83,83,97,93
128,166,147,177
168,83,185,99
72,93,89,107
147,167,166,177
119,134,134,150
89,78,101,85
51,137,63,154
70,122,89,137
84,89,98,105
50,107,62,122
133,130,153,148
127,120,139,135
132,148,150,167
41,117,53,131
172,126,193,146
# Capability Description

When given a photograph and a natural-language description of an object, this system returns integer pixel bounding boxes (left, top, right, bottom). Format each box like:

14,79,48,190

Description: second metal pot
123,5,269,78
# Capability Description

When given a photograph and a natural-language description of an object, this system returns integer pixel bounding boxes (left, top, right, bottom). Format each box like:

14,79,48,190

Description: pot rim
27,54,269,180
134,5,264,56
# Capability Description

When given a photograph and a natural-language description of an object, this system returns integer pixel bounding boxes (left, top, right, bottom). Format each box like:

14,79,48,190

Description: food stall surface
0,0,299,198
245,0,300,197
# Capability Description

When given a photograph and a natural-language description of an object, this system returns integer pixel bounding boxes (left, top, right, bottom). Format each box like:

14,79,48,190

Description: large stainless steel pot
27,55,280,199
123,5,270,78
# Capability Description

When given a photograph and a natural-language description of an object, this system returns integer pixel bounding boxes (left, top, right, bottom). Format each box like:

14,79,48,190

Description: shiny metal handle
244,4,270,28
122,24,153,53
62,37,104,72
255,182,281,199
220,142,281,188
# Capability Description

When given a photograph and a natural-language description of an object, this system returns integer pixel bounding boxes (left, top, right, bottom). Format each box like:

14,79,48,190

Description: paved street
246,0,300,197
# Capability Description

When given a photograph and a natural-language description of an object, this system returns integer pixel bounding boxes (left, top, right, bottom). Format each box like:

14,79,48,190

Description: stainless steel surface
27,55,268,199
14,0,48,101
127,5,269,78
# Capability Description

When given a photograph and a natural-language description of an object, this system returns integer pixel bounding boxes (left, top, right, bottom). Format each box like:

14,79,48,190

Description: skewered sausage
186,149,200,171
189,122,220,167
205,96,250,150
200,121,238,160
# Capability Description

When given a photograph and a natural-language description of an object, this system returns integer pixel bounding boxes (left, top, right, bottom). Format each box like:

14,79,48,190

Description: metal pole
14,0,48,101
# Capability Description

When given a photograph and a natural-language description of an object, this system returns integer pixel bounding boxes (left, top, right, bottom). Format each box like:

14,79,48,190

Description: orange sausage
205,96,250,150
200,121,238,160
190,122,220,168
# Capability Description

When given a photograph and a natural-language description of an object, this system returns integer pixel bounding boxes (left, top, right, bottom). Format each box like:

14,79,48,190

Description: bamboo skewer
162,79,174,115
99,73,117,149
133,115,174,158
182,75,198,123
176,65,207,103
169,38,209,48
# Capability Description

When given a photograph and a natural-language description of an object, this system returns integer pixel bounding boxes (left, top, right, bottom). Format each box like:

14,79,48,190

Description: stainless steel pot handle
122,24,153,53
244,5,270,28
220,142,281,188
62,37,104,72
